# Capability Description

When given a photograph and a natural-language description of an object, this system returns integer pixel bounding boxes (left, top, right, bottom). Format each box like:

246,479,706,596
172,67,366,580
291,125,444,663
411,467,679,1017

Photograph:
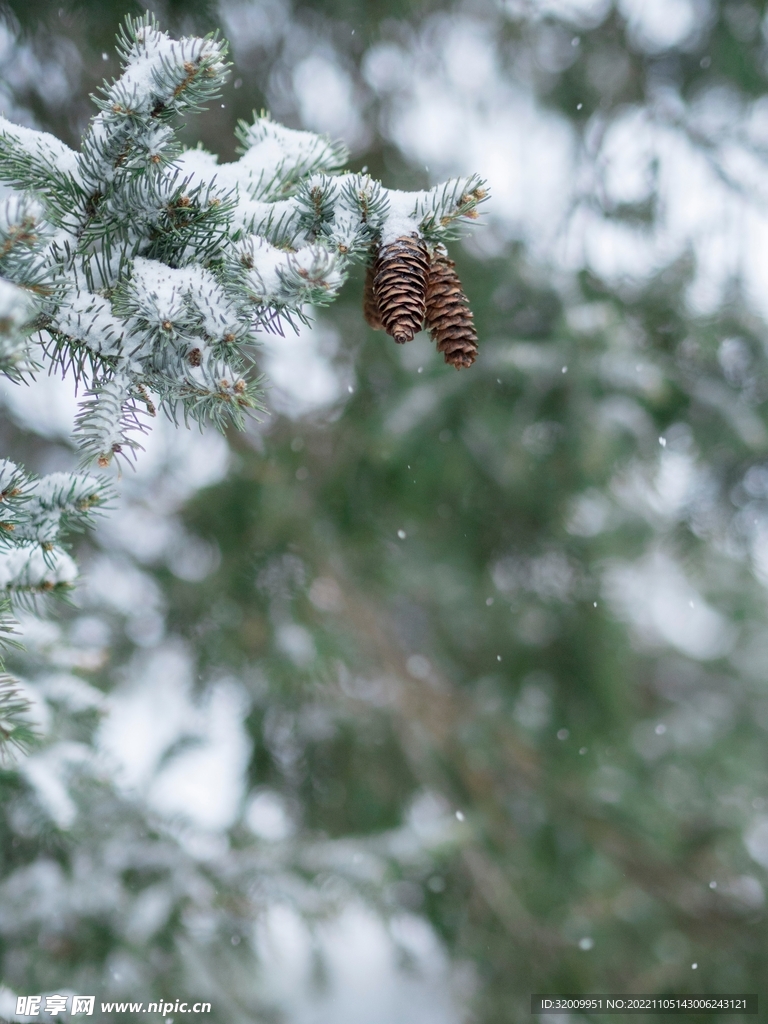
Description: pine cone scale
363,238,477,367
373,235,429,344
363,263,384,331
424,250,478,369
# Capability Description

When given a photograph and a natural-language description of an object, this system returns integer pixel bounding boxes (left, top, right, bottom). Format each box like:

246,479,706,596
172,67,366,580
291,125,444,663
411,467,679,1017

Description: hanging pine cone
363,262,384,331
373,235,429,344
425,249,478,369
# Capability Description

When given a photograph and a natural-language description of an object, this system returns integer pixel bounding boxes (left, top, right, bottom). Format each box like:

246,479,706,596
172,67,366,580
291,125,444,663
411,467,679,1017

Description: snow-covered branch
0,13,486,468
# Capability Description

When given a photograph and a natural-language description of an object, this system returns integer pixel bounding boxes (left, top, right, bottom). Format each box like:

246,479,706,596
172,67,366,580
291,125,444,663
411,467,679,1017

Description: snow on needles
0,118,80,180
0,545,77,591
109,25,227,117
55,291,125,357
235,119,348,199
379,189,424,246
0,15,487,472
129,258,241,341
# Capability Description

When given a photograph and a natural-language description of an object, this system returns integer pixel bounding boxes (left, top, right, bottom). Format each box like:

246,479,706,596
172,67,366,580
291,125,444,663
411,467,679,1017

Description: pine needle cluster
0,13,486,755
0,13,486,468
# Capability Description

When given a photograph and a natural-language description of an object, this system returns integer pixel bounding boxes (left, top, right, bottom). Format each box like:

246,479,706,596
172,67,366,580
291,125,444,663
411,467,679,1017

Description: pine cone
425,250,477,369
373,235,429,344
363,262,384,331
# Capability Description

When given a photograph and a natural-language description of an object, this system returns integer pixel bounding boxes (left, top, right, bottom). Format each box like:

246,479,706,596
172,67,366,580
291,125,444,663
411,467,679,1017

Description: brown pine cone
425,249,477,369
363,262,383,331
373,235,429,344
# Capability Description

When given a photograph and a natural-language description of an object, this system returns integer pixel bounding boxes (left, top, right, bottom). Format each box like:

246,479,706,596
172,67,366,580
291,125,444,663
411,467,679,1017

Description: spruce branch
413,174,489,242
74,374,148,468
0,120,84,223
234,115,349,200
0,14,485,474
0,543,78,600
146,362,265,432
0,673,35,760
13,472,110,549
0,460,27,539
0,461,110,558
0,599,36,762
112,13,229,119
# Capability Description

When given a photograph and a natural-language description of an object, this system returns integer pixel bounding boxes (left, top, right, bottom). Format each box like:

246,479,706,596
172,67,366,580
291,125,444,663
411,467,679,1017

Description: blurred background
1,0,768,1021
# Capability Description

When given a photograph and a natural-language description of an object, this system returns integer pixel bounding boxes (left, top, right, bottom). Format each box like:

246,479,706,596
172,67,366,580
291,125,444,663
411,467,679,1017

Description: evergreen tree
0,12,483,757
2,2,768,1023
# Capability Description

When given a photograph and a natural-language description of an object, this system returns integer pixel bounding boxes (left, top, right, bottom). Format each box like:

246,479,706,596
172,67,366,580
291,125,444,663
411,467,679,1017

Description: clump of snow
233,196,304,241
237,216,347,305
0,544,77,590
0,193,45,236
238,237,301,302
55,291,125,357
292,245,345,292
129,258,241,343
173,147,221,190
233,118,348,199
379,189,421,245
0,117,80,179
130,259,202,326
29,472,101,510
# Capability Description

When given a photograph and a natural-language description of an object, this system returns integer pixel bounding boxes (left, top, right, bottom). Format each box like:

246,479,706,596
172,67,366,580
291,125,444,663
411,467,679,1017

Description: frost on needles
0,14,486,747
0,13,486,471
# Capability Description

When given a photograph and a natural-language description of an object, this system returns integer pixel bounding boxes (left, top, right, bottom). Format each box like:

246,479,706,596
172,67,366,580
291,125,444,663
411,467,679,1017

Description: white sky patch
566,489,612,536
0,24,80,123
38,672,106,713
275,621,316,666
293,52,369,151
260,313,350,418
597,106,657,205
97,642,196,789
565,102,758,314
368,25,576,258
124,415,229,497
603,551,735,660
83,556,165,663
745,520,768,592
